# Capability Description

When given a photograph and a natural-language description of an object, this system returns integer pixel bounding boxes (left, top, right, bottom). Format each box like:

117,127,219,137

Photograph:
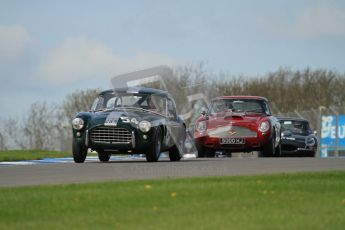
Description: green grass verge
0,150,71,161
1,171,345,229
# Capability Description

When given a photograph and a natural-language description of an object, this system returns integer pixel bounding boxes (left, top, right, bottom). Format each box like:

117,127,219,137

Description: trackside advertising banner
321,115,345,157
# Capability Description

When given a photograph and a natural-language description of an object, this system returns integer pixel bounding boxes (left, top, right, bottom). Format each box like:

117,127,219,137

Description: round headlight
258,121,270,132
139,120,151,133
72,118,84,130
306,137,316,146
196,121,207,132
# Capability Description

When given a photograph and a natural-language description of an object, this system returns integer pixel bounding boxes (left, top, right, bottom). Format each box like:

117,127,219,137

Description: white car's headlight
306,137,316,146
196,121,207,132
139,120,151,133
72,118,84,130
258,121,270,132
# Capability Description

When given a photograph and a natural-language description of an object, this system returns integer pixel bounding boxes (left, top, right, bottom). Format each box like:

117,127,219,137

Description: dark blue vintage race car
278,117,318,157
72,87,186,163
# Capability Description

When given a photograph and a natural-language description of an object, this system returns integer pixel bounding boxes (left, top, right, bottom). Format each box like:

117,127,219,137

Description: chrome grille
208,125,257,138
90,126,132,144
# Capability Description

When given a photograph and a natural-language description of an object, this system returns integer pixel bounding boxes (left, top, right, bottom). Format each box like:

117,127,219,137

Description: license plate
220,137,245,144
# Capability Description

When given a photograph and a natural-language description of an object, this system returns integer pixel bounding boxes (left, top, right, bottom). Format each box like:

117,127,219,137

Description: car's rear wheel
72,141,87,163
169,130,186,161
146,128,162,162
169,145,182,161
97,151,111,162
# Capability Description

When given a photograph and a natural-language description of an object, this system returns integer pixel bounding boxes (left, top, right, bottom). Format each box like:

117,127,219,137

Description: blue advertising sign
321,115,345,157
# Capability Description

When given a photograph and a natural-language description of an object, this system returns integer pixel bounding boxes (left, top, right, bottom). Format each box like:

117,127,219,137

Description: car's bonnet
87,109,163,127
199,113,267,132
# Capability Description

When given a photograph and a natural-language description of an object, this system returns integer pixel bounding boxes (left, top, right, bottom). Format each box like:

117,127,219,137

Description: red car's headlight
258,121,270,132
196,121,207,132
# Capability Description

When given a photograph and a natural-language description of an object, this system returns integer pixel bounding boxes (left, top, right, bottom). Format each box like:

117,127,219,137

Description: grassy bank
0,150,71,161
0,171,345,229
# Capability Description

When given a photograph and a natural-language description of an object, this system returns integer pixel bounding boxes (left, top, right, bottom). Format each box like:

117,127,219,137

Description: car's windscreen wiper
92,107,166,117
244,109,265,114
92,108,119,112
116,107,166,117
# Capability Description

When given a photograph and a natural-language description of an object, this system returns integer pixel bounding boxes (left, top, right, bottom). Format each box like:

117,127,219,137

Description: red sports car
194,96,281,157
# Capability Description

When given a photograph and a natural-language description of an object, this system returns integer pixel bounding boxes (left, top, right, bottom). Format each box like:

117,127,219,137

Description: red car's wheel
274,142,281,157
196,143,206,158
262,138,275,157
205,149,215,158
196,143,215,158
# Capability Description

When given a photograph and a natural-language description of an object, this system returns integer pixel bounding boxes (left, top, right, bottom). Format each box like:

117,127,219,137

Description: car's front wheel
196,143,205,158
97,151,111,162
262,138,275,157
146,128,162,162
72,141,88,163
274,142,281,157
205,149,215,157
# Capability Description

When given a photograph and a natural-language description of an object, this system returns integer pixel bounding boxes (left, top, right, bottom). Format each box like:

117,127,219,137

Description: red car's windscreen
209,99,271,115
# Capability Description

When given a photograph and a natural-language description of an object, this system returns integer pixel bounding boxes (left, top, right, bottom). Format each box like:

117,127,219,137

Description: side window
91,96,103,111
91,97,99,111
149,95,164,113
106,97,117,109
167,99,177,120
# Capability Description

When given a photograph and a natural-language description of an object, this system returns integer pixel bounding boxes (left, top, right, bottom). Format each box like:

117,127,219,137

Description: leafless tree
59,89,101,151
62,89,101,122
2,117,28,149
1,102,60,150
1,65,345,150
0,132,6,150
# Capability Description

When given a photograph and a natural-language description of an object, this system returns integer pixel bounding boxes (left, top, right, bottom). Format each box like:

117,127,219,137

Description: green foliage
0,171,345,229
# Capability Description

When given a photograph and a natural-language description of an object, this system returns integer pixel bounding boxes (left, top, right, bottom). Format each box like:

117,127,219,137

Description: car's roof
100,87,169,96
213,96,268,101
277,117,309,122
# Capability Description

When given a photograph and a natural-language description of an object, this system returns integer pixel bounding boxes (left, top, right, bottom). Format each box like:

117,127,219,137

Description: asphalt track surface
1,156,345,187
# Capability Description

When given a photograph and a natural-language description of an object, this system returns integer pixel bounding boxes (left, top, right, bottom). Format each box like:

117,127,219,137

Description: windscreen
209,99,271,115
280,120,311,135
91,93,165,113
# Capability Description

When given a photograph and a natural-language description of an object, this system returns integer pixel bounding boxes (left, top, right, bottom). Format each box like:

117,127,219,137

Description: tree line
1,64,344,151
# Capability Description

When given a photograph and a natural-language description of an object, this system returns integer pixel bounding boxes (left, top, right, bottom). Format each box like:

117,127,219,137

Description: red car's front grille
207,126,257,138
